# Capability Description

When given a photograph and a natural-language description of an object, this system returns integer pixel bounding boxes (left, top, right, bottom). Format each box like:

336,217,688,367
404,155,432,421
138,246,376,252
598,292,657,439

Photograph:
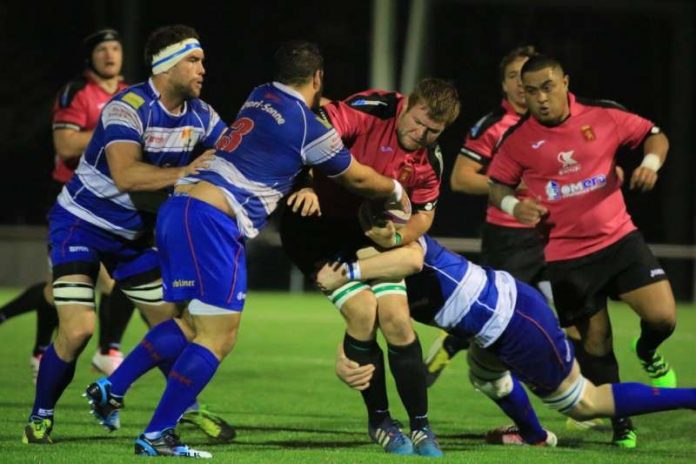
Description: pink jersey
315,90,442,219
459,99,530,228
488,93,656,261
51,71,127,183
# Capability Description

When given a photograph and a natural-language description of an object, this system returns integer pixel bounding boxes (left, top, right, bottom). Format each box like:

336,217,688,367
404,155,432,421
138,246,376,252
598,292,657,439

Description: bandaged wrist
500,195,520,216
391,179,403,202
345,262,362,281
640,153,662,172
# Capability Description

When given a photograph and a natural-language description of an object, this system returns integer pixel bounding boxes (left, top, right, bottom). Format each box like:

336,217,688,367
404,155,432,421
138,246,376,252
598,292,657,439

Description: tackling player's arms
331,157,400,200
106,142,212,192
316,242,424,292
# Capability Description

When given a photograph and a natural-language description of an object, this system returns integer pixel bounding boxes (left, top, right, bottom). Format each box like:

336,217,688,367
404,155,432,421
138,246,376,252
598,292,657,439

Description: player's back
188,82,351,239
410,236,517,347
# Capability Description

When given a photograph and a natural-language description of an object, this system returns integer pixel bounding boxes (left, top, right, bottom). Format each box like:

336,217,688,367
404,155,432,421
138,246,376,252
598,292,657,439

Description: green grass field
1,290,695,463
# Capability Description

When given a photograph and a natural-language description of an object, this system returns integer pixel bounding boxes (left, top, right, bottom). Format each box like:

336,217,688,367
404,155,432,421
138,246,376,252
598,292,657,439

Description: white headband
151,38,202,74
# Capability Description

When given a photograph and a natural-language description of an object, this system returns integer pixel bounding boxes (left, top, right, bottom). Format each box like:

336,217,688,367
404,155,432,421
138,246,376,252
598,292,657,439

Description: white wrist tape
501,195,520,216
391,179,403,202
640,153,662,172
152,39,202,74
345,262,362,281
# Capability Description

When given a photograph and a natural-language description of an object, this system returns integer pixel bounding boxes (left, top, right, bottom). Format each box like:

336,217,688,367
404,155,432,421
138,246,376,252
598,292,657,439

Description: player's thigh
620,280,676,325
375,291,414,345
572,307,614,355
339,287,378,340
191,311,242,359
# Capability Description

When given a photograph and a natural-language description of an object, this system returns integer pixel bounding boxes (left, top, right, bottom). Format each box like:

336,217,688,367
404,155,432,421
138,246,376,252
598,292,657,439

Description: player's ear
313,69,323,90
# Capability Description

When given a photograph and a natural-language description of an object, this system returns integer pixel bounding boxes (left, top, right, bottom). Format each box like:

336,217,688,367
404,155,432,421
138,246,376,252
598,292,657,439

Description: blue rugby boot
135,428,212,458
84,377,122,431
368,417,414,455
411,426,444,457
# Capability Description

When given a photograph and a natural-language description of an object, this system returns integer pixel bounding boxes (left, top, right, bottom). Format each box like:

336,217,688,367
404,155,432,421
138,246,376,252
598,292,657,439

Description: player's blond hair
407,78,461,125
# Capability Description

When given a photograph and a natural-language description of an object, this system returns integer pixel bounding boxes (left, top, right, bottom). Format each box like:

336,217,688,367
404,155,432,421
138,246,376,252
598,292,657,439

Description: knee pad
467,350,513,399
121,281,164,306
542,374,587,413
53,280,96,307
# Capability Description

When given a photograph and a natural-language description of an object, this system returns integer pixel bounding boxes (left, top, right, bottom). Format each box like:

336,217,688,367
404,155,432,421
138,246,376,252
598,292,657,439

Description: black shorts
279,208,372,276
480,223,548,285
548,230,668,327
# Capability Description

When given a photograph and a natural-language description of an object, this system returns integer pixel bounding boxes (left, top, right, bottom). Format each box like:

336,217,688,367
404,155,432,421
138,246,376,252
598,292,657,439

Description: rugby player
488,54,676,448
318,235,696,447
280,78,460,456
23,25,234,446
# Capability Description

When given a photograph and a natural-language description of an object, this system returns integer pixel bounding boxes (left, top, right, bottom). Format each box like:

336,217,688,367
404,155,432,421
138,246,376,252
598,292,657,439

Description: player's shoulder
188,98,216,115
495,112,532,152
468,105,508,139
342,89,401,120
575,96,630,113
111,82,154,112
56,75,90,109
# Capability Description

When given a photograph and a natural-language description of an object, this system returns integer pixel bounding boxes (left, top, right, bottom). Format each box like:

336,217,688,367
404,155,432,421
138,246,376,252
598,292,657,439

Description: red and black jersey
315,90,442,219
459,99,530,228
488,93,657,261
51,71,127,183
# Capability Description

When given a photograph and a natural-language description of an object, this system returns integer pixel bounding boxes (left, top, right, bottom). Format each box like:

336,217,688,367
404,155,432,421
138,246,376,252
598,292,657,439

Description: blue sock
145,343,219,434
109,320,188,396
31,345,76,419
612,383,696,417
494,377,547,444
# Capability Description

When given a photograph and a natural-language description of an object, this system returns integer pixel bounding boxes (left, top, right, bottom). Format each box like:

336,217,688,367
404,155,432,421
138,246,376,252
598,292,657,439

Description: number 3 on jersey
216,117,254,153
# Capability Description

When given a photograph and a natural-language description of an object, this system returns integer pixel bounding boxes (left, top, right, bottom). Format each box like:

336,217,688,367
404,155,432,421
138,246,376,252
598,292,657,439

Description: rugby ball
383,194,412,226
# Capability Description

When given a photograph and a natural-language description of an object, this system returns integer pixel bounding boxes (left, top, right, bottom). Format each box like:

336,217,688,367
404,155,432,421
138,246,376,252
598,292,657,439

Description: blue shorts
48,204,160,284
489,281,574,397
156,195,247,311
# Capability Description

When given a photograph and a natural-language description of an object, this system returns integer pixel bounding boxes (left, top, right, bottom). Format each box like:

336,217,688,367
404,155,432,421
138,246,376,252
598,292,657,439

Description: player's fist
629,166,658,192
514,198,548,226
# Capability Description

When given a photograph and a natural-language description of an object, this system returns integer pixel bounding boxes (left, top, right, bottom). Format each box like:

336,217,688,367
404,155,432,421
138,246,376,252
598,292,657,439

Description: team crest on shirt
397,164,414,184
557,150,581,175
581,125,596,141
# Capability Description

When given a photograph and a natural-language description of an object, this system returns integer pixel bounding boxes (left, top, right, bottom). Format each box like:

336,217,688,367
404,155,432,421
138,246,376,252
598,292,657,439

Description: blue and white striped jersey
409,235,518,348
181,82,352,238
57,78,225,240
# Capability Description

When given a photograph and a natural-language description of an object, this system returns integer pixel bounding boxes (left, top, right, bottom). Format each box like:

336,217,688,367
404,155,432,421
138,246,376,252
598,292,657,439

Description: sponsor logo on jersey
379,146,394,153
531,139,546,149
557,150,581,175
351,99,387,107
172,279,195,288
121,92,145,109
236,291,246,301
397,164,414,184
581,124,596,141
650,268,666,278
241,100,286,125
545,174,607,201
68,246,90,253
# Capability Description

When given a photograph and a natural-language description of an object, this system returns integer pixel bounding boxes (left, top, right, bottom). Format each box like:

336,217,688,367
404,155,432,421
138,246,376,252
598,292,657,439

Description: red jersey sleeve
53,89,89,131
606,108,655,150
320,100,368,144
460,130,498,165
487,139,523,188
